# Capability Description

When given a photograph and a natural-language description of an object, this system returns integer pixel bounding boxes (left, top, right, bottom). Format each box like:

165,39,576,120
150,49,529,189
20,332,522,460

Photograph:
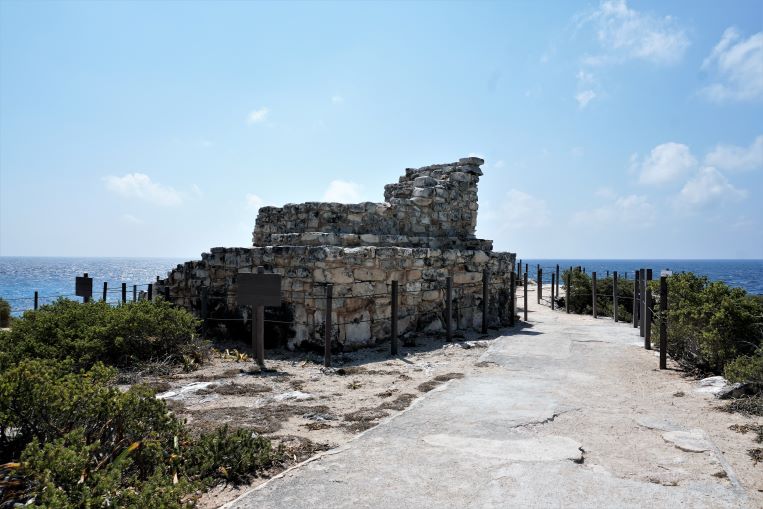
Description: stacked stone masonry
159,157,515,351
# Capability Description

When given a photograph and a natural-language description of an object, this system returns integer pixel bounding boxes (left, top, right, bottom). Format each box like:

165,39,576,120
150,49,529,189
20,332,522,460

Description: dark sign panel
237,273,282,307
75,276,93,297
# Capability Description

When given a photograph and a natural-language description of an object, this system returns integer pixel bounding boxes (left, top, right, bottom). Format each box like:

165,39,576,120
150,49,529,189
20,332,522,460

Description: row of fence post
545,265,670,370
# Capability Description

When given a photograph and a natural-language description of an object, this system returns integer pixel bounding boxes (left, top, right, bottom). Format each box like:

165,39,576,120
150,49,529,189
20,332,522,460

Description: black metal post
445,276,453,342
102,282,107,302
523,272,528,321
640,268,646,338
633,271,639,328
592,272,597,318
509,271,516,326
391,280,399,355
565,271,570,314
659,276,668,369
645,288,652,350
551,273,555,310
34,290,38,310
538,268,543,304
324,284,333,367
122,283,127,304
613,271,618,322
133,284,137,302
482,269,489,334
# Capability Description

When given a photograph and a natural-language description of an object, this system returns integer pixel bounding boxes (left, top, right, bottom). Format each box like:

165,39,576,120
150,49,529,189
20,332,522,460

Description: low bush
662,273,763,374
0,297,10,327
724,349,763,385
556,269,634,323
0,359,279,507
0,298,204,373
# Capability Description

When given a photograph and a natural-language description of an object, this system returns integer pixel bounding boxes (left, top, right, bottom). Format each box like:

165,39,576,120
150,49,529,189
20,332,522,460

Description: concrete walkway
225,285,754,509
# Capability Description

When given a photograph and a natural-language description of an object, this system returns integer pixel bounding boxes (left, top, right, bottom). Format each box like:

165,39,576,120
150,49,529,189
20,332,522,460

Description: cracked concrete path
225,285,756,509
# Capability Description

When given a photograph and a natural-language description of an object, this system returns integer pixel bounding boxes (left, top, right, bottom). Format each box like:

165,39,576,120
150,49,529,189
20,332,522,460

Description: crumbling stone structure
158,157,515,350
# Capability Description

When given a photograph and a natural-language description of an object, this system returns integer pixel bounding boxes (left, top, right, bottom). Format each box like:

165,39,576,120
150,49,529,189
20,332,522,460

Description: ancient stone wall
253,157,483,247
159,157,515,351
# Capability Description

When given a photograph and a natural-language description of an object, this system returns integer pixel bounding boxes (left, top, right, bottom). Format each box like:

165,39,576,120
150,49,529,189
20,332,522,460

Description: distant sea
0,257,187,315
1,257,762,315
520,259,763,295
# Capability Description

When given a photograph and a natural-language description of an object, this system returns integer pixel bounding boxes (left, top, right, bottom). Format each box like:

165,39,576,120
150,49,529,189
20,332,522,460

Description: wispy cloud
246,107,269,124
700,28,763,102
323,180,363,203
331,95,344,104
580,0,689,65
636,142,697,185
104,173,183,206
497,190,551,230
704,135,763,172
576,90,597,109
245,193,265,210
676,166,747,210
572,194,656,228
121,213,143,225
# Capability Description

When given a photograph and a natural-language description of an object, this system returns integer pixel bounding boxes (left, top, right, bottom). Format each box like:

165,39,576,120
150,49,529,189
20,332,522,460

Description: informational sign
237,273,282,307
660,269,673,277
75,274,93,298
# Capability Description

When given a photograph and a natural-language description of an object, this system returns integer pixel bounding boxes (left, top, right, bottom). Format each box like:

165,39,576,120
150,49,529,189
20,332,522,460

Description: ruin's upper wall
253,157,484,248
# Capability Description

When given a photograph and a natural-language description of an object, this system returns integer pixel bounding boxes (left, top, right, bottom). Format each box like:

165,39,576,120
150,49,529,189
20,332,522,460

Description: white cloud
594,186,616,199
676,166,746,210
246,107,269,124
104,173,183,206
705,135,763,171
572,194,656,228
245,193,265,210
637,142,697,185
576,90,596,108
121,213,143,225
494,160,505,169
582,0,689,65
331,95,344,104
498,189,551,230
700,28,763,102
323,180,363,203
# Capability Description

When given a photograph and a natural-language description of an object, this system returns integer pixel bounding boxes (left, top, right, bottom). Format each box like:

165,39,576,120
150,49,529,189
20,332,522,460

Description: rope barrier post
482,269,489,334
537,268,543,304
551,273,555,310
632,270,639,328
133,285,137,302
613,271,618,322
391,280,399,356
201,287,208,338
77,272,92,303
659,276,668,369
445,276,453,342
509,271,516,326
640,268,646,338
147,284,153,301
523,272,528,321
255,302,265,367
34,291,39,310
592,272,597,318
324,284,333,367
645,288,653,350
121,283,127,304
102,282,107,302
565,270,570,314
556,264,560,296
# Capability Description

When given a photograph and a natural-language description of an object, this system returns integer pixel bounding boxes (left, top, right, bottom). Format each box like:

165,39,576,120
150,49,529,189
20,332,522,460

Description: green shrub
0,298,204,373
662,273,763,374
724,349,763,384
0,359,279,507
0,297,10,327
557,269,634,323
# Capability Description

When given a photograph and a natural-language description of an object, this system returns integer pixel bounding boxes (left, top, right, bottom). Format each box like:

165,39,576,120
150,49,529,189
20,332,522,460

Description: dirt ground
133,329,501,508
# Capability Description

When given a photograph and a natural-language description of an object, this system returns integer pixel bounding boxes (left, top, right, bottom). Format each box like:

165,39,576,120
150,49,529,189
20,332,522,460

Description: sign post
237,269,282,368
75,273,93,303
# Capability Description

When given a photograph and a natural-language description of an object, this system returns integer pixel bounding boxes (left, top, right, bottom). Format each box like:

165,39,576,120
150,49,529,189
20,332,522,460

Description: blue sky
1,0,761,259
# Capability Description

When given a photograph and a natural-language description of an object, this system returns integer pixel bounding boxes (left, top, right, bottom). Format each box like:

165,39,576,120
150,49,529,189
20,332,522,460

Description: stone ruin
158,157,516,350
